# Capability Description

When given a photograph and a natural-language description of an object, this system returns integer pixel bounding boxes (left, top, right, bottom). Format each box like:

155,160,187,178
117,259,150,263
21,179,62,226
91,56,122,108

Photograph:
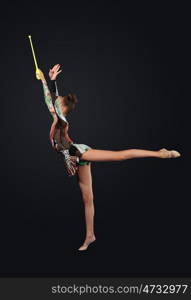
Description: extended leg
80,148,181,162
77,164,96,251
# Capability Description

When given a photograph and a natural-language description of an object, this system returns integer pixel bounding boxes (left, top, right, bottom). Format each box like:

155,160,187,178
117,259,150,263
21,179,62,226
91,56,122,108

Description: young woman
39,64,181,251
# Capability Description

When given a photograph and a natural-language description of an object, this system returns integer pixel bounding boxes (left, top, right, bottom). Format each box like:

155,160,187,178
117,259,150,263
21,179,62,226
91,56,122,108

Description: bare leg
77,164,96,251
81,147,181,162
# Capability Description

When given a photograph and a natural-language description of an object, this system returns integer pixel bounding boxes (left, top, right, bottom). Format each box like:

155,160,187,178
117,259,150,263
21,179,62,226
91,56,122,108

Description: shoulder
55,96,64,104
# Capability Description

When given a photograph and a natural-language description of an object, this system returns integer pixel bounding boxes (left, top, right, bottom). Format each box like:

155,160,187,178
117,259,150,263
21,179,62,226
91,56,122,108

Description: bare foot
78,236,96,251
159,148,181,158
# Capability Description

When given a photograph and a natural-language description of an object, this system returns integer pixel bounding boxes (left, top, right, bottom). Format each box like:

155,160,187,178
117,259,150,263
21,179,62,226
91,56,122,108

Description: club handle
28,35,40,80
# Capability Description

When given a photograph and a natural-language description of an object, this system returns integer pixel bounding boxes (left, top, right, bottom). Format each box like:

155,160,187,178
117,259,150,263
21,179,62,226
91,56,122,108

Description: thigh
77,164,93,197
80,149,120,162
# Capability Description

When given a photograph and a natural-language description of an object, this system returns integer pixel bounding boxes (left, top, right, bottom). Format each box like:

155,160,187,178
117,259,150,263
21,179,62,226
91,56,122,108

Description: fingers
52,64,61,71
54,70,62,77
38,69,44,80
51,64,58,70
49,65,59,73
49,65,62,79
66,158,78,176
68,165,76,176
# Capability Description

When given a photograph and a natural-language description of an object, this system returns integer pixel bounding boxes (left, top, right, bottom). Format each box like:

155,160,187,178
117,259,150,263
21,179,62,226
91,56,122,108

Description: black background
0,2,190,276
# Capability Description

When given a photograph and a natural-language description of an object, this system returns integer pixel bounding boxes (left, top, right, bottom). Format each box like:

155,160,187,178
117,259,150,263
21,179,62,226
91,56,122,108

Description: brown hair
64,93,78,114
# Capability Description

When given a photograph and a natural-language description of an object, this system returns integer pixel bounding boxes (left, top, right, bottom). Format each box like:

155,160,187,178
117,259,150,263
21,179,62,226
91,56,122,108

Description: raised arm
38,69,56,116
38,69,59,148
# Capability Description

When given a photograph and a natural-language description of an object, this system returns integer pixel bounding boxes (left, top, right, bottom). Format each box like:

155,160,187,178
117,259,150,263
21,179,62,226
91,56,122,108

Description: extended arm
38,69,58,148
39,69,56,115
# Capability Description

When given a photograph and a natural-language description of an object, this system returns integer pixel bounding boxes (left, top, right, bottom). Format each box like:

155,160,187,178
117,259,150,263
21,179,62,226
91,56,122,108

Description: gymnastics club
28,35,41,80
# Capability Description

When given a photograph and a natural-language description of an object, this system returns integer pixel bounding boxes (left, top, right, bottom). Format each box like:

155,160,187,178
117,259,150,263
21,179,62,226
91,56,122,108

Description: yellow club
28,35,40,80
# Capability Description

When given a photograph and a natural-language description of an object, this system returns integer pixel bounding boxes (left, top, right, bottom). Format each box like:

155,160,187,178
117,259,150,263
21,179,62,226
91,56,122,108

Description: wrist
62,149,70,160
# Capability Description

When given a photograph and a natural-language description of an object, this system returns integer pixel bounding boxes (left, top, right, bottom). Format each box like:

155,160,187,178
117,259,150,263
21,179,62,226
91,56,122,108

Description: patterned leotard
42,79,91,166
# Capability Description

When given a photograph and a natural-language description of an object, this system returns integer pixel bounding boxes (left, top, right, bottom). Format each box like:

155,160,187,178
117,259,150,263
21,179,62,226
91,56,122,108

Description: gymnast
38,64,181,251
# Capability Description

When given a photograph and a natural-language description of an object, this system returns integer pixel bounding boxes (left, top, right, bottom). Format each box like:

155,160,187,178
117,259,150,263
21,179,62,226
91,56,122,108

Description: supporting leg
77,164,96,251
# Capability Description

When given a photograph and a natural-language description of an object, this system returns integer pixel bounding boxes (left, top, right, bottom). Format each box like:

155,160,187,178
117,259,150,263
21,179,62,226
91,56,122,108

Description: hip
69,143,91,166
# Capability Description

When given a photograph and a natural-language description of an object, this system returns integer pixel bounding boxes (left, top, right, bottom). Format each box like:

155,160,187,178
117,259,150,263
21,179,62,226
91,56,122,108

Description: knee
115,151,126,161
82,192,94,205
